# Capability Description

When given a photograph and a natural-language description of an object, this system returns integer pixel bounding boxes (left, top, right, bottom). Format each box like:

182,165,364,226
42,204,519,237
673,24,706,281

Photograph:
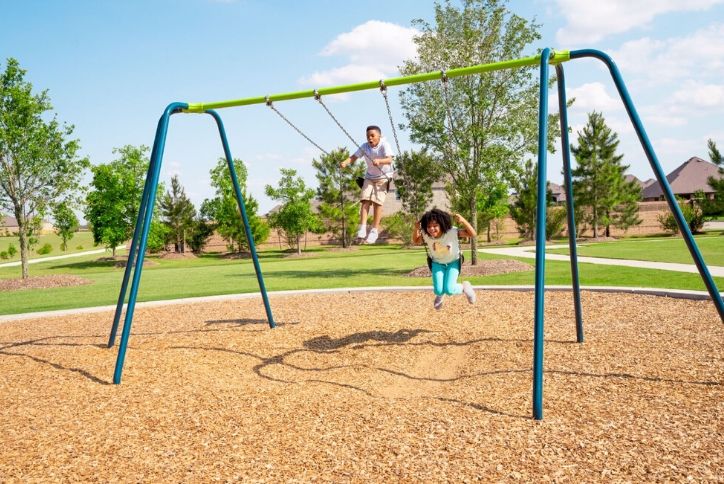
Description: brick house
642,157,721,201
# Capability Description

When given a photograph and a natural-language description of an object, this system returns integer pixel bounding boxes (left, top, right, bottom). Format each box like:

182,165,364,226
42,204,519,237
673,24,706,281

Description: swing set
107,48,724,420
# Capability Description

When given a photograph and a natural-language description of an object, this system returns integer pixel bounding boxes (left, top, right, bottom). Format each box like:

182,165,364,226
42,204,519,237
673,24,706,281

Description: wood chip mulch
0,275,92,292
0,290,720,481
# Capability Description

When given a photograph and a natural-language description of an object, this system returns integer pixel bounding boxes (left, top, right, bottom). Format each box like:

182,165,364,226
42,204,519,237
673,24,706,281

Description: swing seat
426,252,464,272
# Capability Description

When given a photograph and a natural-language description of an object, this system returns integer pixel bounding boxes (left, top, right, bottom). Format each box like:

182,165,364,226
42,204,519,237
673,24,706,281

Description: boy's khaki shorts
361,178,388,206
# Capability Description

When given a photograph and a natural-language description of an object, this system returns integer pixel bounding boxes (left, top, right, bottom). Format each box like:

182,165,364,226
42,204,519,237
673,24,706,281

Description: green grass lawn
1,243,723,316
547,235,724,266
0,231,99,262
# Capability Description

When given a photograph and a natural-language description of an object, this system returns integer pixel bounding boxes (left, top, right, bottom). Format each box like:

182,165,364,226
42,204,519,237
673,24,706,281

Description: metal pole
206,110,276,328
112,102,187,384
107,126,163,347
570,49,724,322
555,64,584,342
533,48,552,420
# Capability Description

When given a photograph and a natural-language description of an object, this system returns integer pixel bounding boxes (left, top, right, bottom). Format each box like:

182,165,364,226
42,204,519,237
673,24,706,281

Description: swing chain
379,80,402,160
266,96,329,155
314,90,358,149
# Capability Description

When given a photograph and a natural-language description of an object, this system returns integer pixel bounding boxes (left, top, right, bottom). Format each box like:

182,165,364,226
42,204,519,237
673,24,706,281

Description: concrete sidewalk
0,245,126,269
479,244,724,277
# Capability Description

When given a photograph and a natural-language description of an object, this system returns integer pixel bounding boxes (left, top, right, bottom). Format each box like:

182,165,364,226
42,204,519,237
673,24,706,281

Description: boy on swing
339,125,394,244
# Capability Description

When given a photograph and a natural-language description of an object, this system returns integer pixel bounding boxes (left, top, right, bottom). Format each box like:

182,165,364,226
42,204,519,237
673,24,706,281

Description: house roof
1,215,18,228
642,157,722,199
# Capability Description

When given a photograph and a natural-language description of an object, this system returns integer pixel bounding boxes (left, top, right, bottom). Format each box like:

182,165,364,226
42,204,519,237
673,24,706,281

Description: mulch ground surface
0,290,720,481
0,275,92,292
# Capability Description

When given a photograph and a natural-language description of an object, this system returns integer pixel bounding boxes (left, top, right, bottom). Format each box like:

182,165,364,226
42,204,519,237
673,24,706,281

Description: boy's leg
365,202,383,243
357,201,370,239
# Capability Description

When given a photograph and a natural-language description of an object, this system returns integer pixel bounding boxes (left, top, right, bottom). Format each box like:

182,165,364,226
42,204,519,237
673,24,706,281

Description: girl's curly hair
420,208,452,236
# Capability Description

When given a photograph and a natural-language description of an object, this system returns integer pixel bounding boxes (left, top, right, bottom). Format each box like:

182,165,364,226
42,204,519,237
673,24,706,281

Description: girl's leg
430,262,446,296
443,264,463,295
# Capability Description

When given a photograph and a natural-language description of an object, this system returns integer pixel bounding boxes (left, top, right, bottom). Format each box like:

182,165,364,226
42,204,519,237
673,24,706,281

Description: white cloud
610,23,724,83
671,81,724,109
568,82,622,111
555,0,724,44
299,20,418,87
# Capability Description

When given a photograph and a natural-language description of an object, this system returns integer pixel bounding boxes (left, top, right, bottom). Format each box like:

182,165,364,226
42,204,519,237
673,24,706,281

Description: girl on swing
412,208,477,310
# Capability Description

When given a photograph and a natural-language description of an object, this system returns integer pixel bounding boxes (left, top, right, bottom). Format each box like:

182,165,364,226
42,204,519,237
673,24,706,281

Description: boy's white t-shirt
422,227,460,265
354,138,395,180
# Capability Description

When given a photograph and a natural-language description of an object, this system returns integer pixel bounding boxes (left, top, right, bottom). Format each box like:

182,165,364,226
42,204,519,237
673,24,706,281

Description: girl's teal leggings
431,260,462,296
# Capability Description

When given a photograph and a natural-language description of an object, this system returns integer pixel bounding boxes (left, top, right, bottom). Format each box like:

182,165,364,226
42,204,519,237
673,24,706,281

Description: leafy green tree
657,197,705,234
394,149,442,217
159,175,196,253
313,148,362,247
509,159,559,240
265,168,322,255
85,145,156,257
571,111,641,237
52,201,79,251
0,58,89,278
203,157,268,253
399,0,561,263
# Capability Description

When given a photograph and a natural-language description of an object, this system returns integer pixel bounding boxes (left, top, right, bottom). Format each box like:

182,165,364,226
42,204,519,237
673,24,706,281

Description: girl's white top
422,227,460,265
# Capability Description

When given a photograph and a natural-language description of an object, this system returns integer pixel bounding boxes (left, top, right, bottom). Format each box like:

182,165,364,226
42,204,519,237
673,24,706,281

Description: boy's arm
454,213,477,238
412,220,423,245
339,154,359,169
372,156,393,167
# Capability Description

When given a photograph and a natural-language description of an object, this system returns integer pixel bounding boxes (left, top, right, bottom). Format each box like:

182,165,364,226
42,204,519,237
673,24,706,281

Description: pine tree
159,175,196,253
571,111,640,237
704,139,724,215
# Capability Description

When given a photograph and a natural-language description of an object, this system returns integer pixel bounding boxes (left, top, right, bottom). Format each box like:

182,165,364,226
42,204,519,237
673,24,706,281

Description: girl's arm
454,213,477,239
412,220,423,245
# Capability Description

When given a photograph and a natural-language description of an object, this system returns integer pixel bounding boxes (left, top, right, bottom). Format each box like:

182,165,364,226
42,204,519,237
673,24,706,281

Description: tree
509,159,560,240
0,58,89,278
571,111,641,237
187,212,215,254
399,0,561,263
53,201,79,251
85,145,155,257
703,139,724,216
394,149,442,217
159,175,196,253
203,157,268,253
312,148,362,248
265,168,322,255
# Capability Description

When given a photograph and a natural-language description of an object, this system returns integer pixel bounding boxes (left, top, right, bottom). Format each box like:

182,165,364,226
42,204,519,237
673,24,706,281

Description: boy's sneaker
434,295,444,310
462,281,476,304
365,228,379,244
356,225,367,239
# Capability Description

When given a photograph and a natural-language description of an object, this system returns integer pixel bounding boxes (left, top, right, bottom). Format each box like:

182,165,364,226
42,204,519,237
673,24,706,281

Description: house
642,157,722,201
0,214,55,235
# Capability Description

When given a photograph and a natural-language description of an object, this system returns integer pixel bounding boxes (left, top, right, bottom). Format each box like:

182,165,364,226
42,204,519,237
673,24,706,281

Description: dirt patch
407,258,533,277
158,251,197,259
0,275,92,292
0,290,719,481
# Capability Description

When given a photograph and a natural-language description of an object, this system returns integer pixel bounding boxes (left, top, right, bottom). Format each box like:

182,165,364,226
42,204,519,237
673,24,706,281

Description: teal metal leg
533,48,552,420
206,110,275,328
555,64,584,342
112,102,187,384
570,49,723,322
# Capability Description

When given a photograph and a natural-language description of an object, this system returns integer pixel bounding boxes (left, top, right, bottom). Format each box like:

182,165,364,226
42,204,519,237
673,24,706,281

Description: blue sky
2,0,723,214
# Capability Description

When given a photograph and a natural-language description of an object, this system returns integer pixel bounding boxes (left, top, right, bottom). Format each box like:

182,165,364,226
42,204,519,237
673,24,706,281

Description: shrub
657,200,705,234
76,245,84,250
0,251,8,260
382,212,416,246
37,243,53,255
7,244,17,257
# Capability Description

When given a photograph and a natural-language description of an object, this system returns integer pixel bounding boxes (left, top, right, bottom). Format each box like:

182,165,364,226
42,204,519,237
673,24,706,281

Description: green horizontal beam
183,50,570,113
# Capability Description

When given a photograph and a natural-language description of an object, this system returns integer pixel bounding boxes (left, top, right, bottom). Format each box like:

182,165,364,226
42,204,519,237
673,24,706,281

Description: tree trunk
296,235,302,255
486,221,491,243
592,207,599,238
17,220,29,280
470,202,478,265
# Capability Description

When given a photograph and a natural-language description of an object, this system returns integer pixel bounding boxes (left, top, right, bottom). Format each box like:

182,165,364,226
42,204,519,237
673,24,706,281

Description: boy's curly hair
420,208,452,236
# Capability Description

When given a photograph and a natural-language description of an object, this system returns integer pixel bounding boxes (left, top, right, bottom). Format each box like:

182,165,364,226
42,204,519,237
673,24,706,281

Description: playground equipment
107,48,724,421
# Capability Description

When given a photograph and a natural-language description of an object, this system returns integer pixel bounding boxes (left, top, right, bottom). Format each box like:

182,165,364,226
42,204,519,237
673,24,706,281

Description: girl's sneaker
434,295,444,310
462,281,476,304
